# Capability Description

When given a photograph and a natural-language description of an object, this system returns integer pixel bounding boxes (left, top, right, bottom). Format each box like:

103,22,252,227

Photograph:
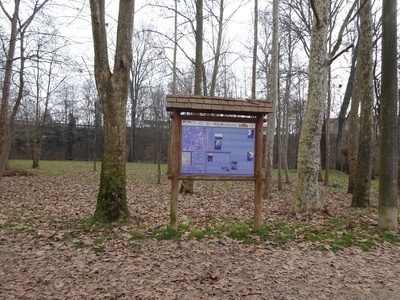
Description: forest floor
1,161,400,300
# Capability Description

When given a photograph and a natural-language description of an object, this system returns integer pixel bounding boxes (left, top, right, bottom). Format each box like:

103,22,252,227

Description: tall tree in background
281,5,294,183
167,0,179,175
351,0,374,207
263,0,278,199
251,0,258,99
90,0,134,222
378,0,397,230
31,27,68,169
347,27,361,194
0,0,49,180
209,0,225,97
335,37,358,172
129,28,164,162
180,0,203,194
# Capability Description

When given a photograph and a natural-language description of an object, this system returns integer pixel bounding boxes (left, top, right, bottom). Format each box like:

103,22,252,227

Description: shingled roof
166,94,273,115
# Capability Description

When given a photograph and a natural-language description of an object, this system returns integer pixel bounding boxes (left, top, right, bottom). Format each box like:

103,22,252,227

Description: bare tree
280,5,295,183
30,27,68,168
251,0,258,99
90,0,134,223
179,0,203,195
0,0,50,179
129,27,164,162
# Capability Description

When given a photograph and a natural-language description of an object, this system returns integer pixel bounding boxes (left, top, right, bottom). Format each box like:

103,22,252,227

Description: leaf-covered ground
1,161,400,299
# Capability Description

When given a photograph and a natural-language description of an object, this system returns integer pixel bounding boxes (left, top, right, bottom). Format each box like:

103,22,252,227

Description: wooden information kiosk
166,95,273,230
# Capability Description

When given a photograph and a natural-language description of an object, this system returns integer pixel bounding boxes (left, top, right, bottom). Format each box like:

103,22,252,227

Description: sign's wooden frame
166,95,273,230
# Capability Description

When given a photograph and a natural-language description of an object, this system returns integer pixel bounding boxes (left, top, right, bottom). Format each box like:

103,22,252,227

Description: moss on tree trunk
93,88,130,223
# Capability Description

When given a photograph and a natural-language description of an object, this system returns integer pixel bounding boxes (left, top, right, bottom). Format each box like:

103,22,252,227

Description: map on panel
181,120,255,176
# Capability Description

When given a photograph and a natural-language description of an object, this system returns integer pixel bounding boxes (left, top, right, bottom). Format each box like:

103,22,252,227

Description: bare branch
0,0,13,21
329,0,357,60
330,43,353,64
310,0,320,26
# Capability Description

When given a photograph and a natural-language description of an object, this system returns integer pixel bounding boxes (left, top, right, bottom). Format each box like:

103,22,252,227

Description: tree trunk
90,0,134,223
351,0,374,208
335,39,359,171
251,0,258,99
378,0,397,230
263,0,278,199
180,0,203,194
210,0,224,97
277,95,282,191
3,27,27,174
324,67,331,186
0,0,20,179
292,0,329,212
282,21,293,183
167,0,178,175
347,63,360,193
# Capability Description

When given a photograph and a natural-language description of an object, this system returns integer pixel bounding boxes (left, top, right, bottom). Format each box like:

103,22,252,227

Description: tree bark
167,0,178,175
324,67,331,186
347,60,360,194
90,0,134,223
378,0,397,230
0,0,20,179
351,0,374,208
335,39,359,171
210,0,224,97
282,20,293,183
180,0,203,194
292,0,329,212
251,0,258,99
263,0,278,199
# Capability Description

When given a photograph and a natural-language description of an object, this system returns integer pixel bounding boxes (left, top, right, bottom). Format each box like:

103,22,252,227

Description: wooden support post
169,109,180,230
253,114,264,229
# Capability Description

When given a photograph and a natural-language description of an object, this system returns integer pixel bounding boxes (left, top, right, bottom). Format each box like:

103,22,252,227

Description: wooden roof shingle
166,94,273,115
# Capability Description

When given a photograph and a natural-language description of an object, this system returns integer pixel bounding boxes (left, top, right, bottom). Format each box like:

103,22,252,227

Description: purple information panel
181,120,255,176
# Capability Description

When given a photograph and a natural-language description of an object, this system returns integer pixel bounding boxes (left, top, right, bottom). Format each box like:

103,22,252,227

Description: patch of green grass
271,169,297,180
203,217,400,252
62,232,77,240
178,223,189,231
227,224,250,239
8,160,167,177
1,222,18,228
93,237,106,245
152,227,184,240
381,231,400,244
92,246,105,253
204,227,215,236
188,230,205,240
126,162,167,175
215,224,226,232
72,242,86,249
9,160,97,176
130,230,144,240
128,242,141,250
